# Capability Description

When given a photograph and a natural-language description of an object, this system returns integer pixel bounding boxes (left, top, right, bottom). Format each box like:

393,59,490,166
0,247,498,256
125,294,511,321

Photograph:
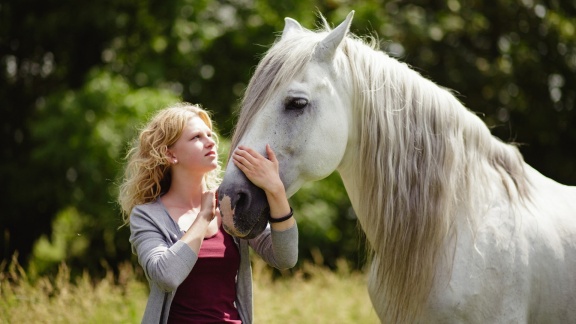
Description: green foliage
359,1,576,182
289,173,368,270
30,207,89,275
27,69,180,274
1,0,575,275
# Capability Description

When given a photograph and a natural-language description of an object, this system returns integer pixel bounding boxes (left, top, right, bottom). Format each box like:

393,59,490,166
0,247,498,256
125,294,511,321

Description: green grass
1,257,378,323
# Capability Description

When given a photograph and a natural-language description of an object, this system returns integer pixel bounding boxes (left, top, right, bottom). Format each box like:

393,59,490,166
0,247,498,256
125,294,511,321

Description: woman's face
168,115,218,175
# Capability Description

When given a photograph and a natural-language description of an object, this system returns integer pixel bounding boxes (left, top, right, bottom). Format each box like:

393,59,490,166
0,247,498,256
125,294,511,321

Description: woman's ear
165,149,178,165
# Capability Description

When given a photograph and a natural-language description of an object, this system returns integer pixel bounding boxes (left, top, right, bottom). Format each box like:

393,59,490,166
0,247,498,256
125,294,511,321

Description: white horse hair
217,11,576,323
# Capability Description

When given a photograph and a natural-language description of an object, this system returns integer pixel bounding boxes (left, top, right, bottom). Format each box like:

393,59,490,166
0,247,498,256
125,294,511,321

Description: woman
118,103,298,324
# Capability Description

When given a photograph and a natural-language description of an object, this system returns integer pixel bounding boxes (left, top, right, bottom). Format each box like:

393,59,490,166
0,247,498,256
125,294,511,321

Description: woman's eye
285,97,308,110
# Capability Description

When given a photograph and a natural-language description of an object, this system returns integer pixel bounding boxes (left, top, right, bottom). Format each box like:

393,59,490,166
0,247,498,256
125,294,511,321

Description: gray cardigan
129,198,298,324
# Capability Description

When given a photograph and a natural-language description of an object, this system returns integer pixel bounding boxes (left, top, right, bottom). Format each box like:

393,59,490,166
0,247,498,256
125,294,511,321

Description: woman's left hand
232,144,284,194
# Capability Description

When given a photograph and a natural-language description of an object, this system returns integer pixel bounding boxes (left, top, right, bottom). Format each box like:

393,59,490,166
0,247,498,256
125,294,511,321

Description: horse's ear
314,10,355,62
281,17,304,40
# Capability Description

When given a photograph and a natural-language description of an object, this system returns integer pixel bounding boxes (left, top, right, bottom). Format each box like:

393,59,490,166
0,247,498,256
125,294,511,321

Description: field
1,257,378,323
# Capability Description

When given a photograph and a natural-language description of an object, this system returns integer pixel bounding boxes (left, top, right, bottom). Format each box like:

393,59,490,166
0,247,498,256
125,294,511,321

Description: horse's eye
285,97,308,110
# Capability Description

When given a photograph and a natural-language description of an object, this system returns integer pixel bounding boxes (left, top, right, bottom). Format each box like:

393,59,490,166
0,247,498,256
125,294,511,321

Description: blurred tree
351,0,576,184
1,0,141,267
1,0,574,274
27,70,179,274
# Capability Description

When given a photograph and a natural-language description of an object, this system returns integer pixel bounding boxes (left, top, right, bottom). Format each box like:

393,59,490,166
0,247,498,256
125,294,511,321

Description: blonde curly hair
118,103,221,223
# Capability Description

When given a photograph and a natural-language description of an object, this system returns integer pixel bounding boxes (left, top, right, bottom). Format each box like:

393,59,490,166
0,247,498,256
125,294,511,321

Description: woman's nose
205,137,216,147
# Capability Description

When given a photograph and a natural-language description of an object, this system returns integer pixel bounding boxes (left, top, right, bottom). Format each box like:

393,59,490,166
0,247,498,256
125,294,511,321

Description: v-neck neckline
157,197,184,234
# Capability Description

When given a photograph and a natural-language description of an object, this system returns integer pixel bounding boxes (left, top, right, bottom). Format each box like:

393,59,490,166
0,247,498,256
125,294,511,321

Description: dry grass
0,259,147,323
1,256,378,323
253,258,379,323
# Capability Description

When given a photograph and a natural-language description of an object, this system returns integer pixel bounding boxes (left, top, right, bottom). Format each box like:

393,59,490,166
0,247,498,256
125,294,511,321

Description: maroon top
168,225,241,323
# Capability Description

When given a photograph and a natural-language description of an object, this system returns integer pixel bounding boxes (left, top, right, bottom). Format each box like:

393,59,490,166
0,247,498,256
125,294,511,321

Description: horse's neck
337,165,384,244
338,142,526,234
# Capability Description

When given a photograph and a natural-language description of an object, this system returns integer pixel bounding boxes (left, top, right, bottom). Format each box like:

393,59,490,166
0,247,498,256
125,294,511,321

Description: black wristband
269,207,293,223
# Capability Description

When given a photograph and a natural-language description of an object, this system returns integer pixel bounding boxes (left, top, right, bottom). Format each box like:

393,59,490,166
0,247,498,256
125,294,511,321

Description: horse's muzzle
218,178,270,239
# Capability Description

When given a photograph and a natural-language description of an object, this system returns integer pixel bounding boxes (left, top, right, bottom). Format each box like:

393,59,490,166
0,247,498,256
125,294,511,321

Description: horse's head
218,12,356,238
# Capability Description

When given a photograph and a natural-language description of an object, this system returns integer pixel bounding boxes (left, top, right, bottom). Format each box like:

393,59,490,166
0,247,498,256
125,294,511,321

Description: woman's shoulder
134,198,162,212
130,198,165,223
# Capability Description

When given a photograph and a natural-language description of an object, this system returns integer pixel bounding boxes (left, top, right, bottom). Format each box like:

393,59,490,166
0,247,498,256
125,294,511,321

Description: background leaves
1,0,574,275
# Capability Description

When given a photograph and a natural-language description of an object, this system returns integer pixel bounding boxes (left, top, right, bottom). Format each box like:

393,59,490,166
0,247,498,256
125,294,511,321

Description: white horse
217,11,576,323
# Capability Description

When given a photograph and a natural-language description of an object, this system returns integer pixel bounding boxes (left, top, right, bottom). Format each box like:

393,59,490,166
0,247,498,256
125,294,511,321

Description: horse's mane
341,33,532,322
233,20,532,323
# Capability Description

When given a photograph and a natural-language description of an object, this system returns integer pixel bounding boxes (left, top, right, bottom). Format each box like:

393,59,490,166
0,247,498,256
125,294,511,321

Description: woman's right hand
181,190,217,254
199,190,217,221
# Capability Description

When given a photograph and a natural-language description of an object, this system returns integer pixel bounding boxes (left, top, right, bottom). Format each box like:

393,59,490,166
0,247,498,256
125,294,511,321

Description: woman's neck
163,173,205,209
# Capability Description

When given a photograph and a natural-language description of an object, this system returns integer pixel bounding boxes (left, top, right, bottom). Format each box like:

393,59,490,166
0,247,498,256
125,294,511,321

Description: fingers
266,144,277,163
200,190,217,220
232,149,250,165
233,145,280,190
235,144,276,161
202,190,216,200
232,146,252,168
233,145,263,171
235,145,258,159
232,144,278,175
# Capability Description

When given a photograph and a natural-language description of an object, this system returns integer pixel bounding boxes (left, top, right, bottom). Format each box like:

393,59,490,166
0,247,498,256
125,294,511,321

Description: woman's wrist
263,181,285,199
269,207,293,223
197,210,214,223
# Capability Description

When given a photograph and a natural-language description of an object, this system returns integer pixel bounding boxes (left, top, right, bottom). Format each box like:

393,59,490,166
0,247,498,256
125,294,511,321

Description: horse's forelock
230,30,326,156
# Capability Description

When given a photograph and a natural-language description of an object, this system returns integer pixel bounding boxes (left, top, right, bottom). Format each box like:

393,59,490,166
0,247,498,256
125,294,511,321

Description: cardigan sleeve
129,204,198,292
247,222,299,270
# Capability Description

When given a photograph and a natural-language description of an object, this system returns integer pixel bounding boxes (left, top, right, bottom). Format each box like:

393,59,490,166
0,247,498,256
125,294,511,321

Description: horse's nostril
235,191,250,213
